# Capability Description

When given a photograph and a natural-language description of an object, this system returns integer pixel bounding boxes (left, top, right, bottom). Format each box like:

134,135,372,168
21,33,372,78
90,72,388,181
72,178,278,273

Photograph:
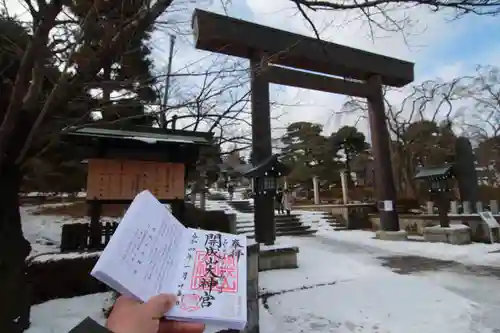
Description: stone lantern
414,164,454,227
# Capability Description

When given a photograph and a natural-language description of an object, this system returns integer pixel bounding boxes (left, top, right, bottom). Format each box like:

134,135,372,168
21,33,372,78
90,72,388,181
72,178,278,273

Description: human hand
106,294,205,333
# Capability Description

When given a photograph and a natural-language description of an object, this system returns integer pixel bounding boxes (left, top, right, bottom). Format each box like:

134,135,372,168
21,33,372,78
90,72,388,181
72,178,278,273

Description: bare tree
0,1,186,331
456,66,500,139
340,78,465,198
290,0,500,40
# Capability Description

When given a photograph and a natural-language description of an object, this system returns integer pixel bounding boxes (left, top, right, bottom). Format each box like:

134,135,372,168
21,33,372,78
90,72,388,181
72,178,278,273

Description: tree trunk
0,163,31,333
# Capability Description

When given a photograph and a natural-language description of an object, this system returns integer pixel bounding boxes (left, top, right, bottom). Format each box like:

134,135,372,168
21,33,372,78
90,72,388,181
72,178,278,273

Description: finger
141,294,176,318
114,295,142,308
159,320,205,333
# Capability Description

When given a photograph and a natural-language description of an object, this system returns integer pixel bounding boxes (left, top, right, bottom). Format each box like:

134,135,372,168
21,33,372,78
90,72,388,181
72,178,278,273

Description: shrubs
27,252,110,305
102,291,119,318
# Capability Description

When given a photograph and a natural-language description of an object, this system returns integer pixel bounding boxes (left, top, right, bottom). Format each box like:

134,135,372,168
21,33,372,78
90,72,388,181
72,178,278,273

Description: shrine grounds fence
60,222,118,252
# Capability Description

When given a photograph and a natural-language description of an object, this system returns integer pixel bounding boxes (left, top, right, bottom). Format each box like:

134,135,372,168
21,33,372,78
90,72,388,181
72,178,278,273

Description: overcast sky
5,0,500,140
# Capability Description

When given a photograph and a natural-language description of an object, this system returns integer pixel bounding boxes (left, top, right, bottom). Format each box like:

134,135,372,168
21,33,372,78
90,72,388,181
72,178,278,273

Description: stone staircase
236,213,317,238
312,211,347,231
207,198,317,237
228,200,254,213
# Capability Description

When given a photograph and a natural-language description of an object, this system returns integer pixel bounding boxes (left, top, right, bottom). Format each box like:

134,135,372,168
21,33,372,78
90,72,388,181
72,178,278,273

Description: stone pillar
228,213,237,235
476,201,484,213
463,201,471,214
199,190,206,210
455,137,479,210
491,200,499,214
312,176,320,205
218,243,260,333
244,243,260,333
340,171,349,205
250,57,275,245
366,75,399,231
450,201,459,214
426,201,434,214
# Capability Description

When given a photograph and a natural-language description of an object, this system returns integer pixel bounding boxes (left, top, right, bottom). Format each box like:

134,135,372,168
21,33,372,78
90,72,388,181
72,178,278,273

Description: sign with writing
479,211,499,228
86,159,185,200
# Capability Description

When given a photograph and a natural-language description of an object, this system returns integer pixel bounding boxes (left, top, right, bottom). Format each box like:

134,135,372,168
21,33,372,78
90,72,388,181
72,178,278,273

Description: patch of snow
23,192,86,198
318,229,500,266
29,251,101,264
27,234,497,333
21,205,118,256
380,229,409,234
415,271,500,330
26,293,112,333
261,244,298,252
295,210,333,232
21,207,84,255
427,224,470,230
264,275,488,333
259,237,386,292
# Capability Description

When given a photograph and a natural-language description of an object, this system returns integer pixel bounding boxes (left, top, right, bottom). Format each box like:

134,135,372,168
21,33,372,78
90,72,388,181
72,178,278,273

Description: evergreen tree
281,121,339,188
69,0,158,126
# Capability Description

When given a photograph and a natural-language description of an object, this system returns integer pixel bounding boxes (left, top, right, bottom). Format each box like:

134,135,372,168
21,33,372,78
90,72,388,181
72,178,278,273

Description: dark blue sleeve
68,317,112,333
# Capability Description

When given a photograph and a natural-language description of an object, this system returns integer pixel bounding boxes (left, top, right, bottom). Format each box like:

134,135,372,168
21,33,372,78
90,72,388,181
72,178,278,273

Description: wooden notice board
86,159,185,200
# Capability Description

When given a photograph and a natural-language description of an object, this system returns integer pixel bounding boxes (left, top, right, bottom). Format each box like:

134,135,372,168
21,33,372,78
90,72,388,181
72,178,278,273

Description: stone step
237,224,311,234
275,218,301,223
236,216,301,223
245,228,317,238
275,214,299,218
237,220,303,228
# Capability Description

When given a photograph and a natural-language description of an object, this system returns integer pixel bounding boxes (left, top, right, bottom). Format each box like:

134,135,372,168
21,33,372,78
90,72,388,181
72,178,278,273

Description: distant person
275,188,284,214
282,189,294,216
227,184,234,201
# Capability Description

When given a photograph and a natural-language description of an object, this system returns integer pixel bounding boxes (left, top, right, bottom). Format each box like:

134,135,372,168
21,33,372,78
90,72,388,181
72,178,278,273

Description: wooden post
312,176,320,205
366,75,399,231
88,200,102,249
250,56,275,245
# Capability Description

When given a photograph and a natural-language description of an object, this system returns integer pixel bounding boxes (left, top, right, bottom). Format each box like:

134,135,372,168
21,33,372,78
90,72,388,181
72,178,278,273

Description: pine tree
69,0,158,126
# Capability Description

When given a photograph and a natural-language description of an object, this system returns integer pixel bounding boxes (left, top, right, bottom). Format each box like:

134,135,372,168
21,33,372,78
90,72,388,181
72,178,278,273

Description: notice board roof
65,126,213,146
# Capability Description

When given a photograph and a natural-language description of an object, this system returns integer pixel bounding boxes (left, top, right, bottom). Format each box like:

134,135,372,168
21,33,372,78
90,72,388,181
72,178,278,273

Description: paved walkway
312,234,500,331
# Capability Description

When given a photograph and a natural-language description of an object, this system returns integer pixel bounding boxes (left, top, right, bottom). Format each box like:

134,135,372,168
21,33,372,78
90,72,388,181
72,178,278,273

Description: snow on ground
20,192,500,332
27,235,495,333
318,229,500,266
21,205,118,256
295,210,330,230
415,270,500,330
259,236,494,333
259,236,382,291
21,206,83,255
27,293,113,333
264,275,486,333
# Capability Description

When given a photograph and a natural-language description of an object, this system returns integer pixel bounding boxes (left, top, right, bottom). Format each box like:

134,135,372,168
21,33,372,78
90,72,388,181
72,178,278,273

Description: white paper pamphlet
91,190,247,330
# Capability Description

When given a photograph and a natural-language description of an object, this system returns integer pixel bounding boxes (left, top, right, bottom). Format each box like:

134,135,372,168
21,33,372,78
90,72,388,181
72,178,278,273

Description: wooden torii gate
192,9,415,245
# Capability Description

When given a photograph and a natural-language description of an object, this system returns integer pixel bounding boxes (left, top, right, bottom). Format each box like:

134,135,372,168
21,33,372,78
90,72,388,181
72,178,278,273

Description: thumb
141,294,176,318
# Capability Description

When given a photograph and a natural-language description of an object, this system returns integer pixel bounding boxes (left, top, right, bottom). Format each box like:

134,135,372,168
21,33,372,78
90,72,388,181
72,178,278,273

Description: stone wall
369,214,498,243
369,215,437,234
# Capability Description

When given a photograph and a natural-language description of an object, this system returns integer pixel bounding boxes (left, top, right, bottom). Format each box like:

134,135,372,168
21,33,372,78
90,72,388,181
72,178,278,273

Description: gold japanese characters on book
86,159,185,200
